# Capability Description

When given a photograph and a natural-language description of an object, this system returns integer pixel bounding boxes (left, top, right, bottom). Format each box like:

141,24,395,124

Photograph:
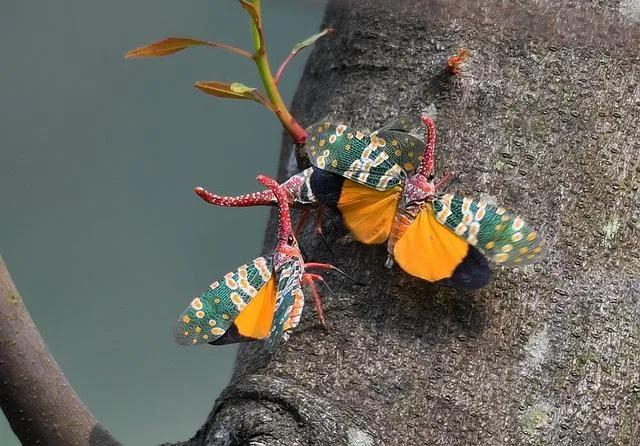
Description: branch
0,255,119,445
274,28,334,84
240,0,308,145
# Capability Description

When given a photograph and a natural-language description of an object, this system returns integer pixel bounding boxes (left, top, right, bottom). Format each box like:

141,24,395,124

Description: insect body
175,175,347,349
195,168,318,210
306,116,545,289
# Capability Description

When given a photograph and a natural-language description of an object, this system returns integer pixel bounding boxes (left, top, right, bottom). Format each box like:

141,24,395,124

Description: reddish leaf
194,81,274,111
239,0,261,28
194,81,258,100
125,37,208,59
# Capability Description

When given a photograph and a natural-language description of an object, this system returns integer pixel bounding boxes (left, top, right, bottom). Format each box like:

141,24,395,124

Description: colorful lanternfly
304,116,546,289
175,175,352,349
194,118,425,239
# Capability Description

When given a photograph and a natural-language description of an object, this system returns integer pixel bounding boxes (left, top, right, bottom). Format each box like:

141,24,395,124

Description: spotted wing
393,206,491,289
372,116,424,175
305,120,423,191
432,194,546,266
265,257,305,350
175,256,276,346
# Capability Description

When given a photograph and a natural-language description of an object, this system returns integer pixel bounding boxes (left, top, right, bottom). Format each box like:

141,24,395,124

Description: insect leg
294,209,310,237
302,273,326,327
314,207,336,258
304,263,366,286
434,171,457,191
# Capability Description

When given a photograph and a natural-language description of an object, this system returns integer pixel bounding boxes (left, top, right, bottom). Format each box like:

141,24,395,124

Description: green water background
0,1,325,444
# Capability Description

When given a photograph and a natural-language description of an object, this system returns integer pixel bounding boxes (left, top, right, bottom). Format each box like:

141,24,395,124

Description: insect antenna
317,230,336,260
304,262,366,286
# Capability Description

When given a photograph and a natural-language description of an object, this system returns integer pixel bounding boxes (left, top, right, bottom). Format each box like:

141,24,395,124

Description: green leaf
230,82,257,94
125,37,208,58
291,28,334,54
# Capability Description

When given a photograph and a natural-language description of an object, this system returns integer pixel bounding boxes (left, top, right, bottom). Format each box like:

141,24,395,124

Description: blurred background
0,0,325,444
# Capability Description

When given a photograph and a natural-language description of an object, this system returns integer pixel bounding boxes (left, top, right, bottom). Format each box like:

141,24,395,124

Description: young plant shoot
126,0,333,145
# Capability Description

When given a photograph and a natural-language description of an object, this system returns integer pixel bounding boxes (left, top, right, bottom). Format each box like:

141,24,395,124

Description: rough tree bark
183,0,640,445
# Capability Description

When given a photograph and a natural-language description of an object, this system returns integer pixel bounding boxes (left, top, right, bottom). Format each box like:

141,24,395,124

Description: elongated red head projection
256,175,301,268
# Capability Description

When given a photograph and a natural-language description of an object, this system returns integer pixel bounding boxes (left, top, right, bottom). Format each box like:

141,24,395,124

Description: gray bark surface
188,1,640,444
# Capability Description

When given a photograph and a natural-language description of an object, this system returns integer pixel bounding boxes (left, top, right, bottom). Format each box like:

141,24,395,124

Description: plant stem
248,0,307,145
275,28,334,85
274,52,296,85
205,41,254,60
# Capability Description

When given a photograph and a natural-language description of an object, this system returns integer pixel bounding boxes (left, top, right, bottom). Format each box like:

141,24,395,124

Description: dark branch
0,255,120,446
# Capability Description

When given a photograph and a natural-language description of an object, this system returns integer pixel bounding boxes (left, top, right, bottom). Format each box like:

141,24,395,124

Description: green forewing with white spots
266,257,304,350
431,194,545,266
175,256,274,345
305,120,424,191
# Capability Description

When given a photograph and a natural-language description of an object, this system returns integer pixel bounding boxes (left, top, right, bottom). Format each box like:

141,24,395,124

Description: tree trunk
188,0,640,444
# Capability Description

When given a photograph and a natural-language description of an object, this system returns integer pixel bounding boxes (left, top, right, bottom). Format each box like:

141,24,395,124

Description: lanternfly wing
175,256,277,346
373,129,424,174
307,167,401,244
305,120,423,191
393,206,491,289
336,180,401,244
431,194,546,266
308,167,345,206
439,245,492,290
265,257,304,350
373,115,425,174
